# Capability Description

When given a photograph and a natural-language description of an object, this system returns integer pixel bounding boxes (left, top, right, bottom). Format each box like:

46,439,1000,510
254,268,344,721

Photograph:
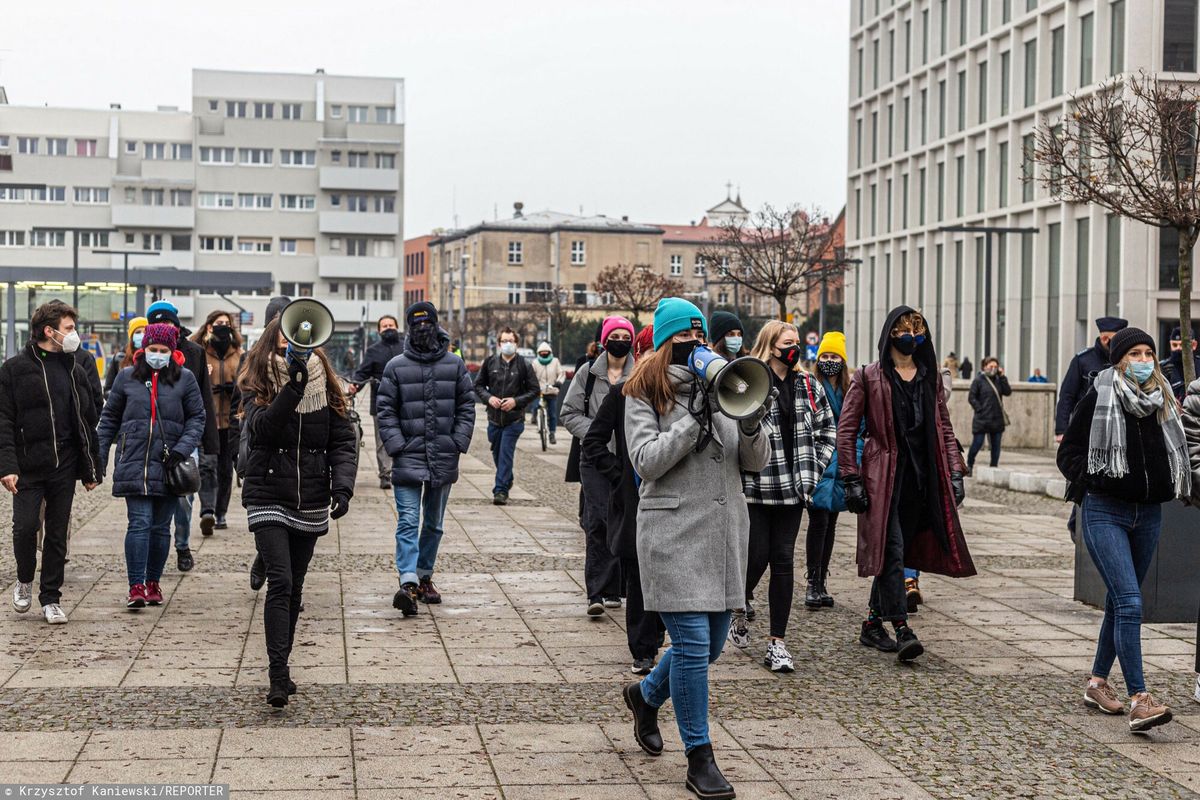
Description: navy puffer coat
97,356,206,497
376,329,476,487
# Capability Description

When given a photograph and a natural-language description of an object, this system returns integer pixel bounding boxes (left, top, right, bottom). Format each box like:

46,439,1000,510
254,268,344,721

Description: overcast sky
2,0,849,236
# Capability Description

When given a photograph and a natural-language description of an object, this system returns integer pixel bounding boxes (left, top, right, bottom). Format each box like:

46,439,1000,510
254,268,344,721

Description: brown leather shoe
1083,677,1124,715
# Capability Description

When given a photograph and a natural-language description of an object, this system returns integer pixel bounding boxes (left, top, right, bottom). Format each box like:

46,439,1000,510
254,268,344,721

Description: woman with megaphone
238,307,358,708
728,321,837,673
619,297,769,800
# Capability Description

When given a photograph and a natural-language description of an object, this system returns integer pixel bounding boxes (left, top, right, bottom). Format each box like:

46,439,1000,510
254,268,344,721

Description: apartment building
403,234,434,311
0,67,404,341
846,0,1188,381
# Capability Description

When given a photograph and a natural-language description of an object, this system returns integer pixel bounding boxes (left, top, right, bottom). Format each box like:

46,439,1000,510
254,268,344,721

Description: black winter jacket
97,359,206,497
0,342,103,483
239,381,358,512
1055,340,1111,435
1057,387,1176,505
581,383,639,560
968,373,1012,434
179,338,218,454
352,336,407,415
376,330,476,488
474,353,539,426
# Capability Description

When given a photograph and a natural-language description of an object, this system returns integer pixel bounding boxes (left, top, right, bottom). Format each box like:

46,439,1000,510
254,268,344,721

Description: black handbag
162,444,200,496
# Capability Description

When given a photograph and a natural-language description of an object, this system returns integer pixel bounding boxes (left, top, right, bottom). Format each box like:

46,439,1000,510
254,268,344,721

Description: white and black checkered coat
741,370,837,506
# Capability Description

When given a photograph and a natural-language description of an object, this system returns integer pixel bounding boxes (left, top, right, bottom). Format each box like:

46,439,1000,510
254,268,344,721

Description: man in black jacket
146,301,215,572
349,315,406,490
0,301,102,624
474,327,539,505
1056,316,1127,441
1161,326,1200,403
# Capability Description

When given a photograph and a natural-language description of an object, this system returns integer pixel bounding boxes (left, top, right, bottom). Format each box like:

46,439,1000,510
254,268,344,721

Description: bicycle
536,394,549,451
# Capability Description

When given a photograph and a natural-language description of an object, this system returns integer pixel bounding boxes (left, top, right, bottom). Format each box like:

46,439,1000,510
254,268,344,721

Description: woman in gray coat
620,298,769,800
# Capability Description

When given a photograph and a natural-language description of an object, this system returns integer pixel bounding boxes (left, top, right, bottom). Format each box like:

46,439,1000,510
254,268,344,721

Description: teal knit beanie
652,297,707,350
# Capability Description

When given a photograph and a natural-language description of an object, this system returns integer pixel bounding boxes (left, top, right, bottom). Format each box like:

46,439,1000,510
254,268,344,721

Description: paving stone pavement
0,414,1197,798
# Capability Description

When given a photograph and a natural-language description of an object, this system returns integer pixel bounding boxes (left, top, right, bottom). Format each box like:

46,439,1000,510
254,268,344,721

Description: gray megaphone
279,298,335,352
688,345,772,419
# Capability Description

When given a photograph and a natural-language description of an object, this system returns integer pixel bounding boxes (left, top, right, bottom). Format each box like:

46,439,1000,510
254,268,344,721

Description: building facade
403,234,434,313
846,0,1187,380
0,67,404,337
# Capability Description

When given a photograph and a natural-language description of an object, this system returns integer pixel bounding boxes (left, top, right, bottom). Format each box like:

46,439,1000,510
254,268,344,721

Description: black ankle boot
817,568,834,608
804,571,821,609
685,743,735,800
267,679,289,708
622,682,663,756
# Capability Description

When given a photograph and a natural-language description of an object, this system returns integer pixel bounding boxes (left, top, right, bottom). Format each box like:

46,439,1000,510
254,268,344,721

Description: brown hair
1116,350,1176,419
190,309,243,350
31,301,78,342
498,327,518,344
981,356,999,369
891,311,927,336
377,315,399,331
623,342,677,417
750,320,801,373
237,316,348,417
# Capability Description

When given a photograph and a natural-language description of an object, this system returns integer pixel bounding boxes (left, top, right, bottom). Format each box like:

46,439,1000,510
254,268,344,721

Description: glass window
571,240,586,265
977,61,988,124
1076,219,1090,334
1164,0,1198,71
254,102,273,119
1000,50,1011,115
957,70,966,132
1051,26,1065,96
1024,39,1037,107
1020,233,1034,377
348,105,369,122
1022,133,1035,202
282,103,302,120
376,107,395,123
956,156,965,217
999,141,1009,206
1160,226,1190,289
1111,1,1126,75
376,153,396,169
508,241,523,264
1080,13,1094,86
1105,215,1121,314
937,162,945,221
976,148,987,212
938,79,947,138
1048,222,1061,378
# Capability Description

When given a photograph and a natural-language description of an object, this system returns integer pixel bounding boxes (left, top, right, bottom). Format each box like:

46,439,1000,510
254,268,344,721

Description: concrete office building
0,67,403,342
846,0,1193,381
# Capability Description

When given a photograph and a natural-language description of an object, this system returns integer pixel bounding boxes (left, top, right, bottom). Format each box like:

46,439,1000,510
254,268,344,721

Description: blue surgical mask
132,332,144,349
145,351,171,371
724,335,743,353
1125,361,1155,384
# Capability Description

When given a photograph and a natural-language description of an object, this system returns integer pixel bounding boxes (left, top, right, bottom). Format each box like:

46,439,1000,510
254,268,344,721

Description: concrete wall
947,379,1056,449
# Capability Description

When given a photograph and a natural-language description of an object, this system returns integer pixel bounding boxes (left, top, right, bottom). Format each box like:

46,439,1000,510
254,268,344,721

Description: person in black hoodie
349,315,407,490
239,315,358,708
1057,328,1185,733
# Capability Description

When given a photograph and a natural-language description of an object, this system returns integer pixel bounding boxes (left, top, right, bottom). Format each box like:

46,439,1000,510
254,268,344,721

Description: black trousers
622,557,665,660
12,470,76,607
580,462,621,602
746,503,804,639
869,467,926,622
967,431,1003,468
805,508,839,578
254,525,318,683
200,428,236,518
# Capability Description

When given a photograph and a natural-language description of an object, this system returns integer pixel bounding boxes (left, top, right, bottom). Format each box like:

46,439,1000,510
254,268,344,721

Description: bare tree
592,263,684,326
697,204,840,321
1034,71,1200,383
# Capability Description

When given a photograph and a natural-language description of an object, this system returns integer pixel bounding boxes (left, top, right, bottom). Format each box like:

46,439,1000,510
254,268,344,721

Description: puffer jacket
1181,378,1200,504
97,355,206,497
202,342,242,429
376,329,476,487
239,372,358,511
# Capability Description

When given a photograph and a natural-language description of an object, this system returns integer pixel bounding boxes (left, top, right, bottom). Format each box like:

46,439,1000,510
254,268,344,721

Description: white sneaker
12,582,32,613
42,604,67,625
728,611,751,650
1193,674,1200,705
764,639,795,673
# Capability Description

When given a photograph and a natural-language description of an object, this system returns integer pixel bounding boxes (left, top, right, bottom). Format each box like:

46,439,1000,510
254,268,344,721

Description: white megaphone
279,298,335,354
688,346,772,419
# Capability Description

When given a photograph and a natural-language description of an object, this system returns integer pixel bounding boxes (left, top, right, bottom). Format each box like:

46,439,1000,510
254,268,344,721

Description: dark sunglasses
892,333,927,346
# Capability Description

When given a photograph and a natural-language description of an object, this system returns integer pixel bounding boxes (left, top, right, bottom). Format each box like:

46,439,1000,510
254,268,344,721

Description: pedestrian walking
582,325,665,674
105,316,147,395
348,315,406,490
376,302,475,616
1,301,103,624
959,356,973,380
806,330,854,611
1058,328,1187,732
1181,377,1200,707
562,315,635,616
238,315,358,707
838,306,975,663
191,310,242,532
474,327,539,506
620,297,770,800
145,301,217,573
97,323,205,611
1161,327,1200,403
530,342,566,444
727,320,836,672
708,311,747,360
966,357,1012,474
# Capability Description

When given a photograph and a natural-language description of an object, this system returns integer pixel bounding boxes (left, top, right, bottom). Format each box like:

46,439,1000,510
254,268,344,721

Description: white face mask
132,332,144,349
500,342,517,357
55,329,81,353
145,351,171,370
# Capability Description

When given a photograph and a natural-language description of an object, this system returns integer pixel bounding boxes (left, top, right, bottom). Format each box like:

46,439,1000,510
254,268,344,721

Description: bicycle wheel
538,406,548,451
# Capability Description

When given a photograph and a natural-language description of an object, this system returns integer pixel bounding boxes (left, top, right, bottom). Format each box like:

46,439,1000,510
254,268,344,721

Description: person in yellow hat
805,330,852,610
104,316,149,395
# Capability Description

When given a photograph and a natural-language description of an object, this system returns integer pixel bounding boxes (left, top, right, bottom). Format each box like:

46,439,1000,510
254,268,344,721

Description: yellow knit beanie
817,331,847,362
127,316,149,339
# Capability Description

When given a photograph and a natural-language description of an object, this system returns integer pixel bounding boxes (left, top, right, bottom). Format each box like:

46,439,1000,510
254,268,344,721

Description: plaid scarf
1088,367,1191,499
269,353,329,414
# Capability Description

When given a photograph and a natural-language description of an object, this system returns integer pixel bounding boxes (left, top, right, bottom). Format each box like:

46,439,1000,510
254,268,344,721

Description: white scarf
269,353,328,414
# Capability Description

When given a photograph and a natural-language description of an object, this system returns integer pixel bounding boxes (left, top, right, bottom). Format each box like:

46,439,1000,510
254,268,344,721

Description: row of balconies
107,205,399,236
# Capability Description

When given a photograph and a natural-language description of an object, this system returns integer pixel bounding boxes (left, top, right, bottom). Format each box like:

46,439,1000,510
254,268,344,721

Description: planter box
1074,500,1200,623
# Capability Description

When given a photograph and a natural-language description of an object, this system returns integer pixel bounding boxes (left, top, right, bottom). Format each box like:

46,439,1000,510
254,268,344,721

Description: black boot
266,679,289,708
895,624,925,662
817,567,834,608
685,743,735,800
622,682,663,756
804,570,822,610
859,619,898,652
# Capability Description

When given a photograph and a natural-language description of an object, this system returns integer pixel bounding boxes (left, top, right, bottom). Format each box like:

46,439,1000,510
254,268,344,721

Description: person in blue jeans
1058,327,1188,733
474,327,539,505
376,301,475,615
620,298,771,800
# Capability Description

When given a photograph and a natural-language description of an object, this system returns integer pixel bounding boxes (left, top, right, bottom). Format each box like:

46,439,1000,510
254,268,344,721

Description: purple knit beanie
142,322,179,351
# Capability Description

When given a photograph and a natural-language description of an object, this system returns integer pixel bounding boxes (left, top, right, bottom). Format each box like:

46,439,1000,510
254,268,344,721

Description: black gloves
950,471,966,507
844,475,869,514
739,386,779,435
163,450,186,471
330,492,351,519
286,351,309,392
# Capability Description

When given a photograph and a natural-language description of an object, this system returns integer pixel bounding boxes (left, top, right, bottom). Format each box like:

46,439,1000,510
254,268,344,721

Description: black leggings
804,508,839,578
254,525,318,683
746,504,803,639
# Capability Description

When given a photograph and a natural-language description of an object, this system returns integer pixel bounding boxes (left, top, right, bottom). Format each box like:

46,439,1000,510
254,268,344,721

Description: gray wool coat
625,365,770,613
559,351,633,445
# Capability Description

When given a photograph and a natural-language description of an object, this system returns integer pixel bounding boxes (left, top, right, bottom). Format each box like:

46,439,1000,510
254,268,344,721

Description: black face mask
817,359,844,376
891,333,924,356
671,340,698,367
381,329,400,344
212,325,232,341
775,345,802,367
409,324,439,351
605,340,632,359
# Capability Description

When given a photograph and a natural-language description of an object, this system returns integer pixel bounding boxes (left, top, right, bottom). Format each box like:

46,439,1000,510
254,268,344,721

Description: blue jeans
1082,493,1162,696
393,482,453,585
487,420,523,494
529,394,560,433
967,431,1003,468
640,611,732,752
125,495,177,586
904,568,920,580
174,494,193,551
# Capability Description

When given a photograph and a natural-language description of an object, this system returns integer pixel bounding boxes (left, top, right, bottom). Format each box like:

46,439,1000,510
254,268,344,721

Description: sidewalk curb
971,465,1067,500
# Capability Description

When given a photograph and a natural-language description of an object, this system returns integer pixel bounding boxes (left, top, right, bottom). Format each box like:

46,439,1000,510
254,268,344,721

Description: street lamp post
90,249,161,345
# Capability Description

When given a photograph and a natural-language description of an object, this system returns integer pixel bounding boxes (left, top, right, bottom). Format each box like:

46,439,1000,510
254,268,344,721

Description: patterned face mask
817,359,844,376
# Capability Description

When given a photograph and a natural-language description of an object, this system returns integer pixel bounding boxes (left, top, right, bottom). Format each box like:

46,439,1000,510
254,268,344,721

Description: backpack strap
582,371,598,419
